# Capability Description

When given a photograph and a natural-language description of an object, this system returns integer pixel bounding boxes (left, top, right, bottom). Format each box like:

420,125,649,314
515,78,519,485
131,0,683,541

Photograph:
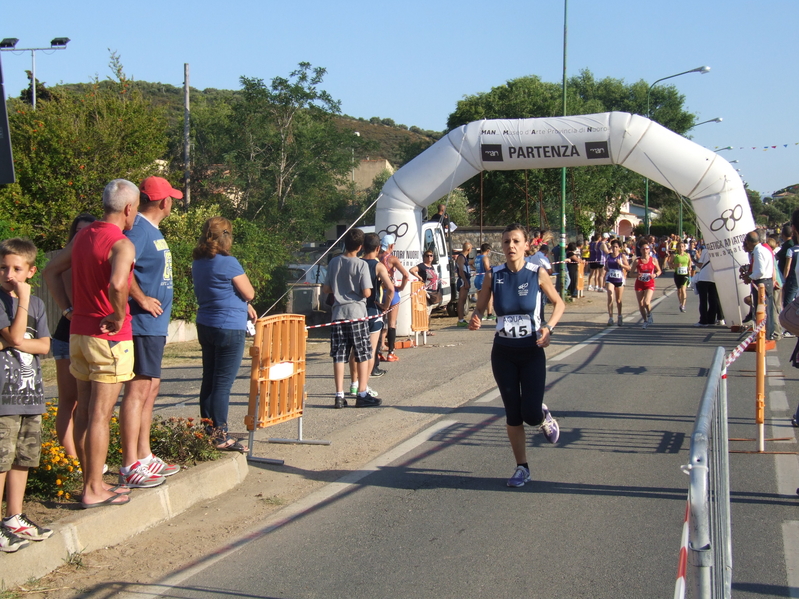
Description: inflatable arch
375,112,753,335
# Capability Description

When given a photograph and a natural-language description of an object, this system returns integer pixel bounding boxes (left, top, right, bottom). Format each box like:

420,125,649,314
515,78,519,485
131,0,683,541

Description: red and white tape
724,319,766,367
674,499,690,599
305,284,427,330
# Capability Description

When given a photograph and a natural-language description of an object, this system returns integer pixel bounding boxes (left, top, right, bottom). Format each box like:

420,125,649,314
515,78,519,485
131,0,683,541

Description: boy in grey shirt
323,229,380,408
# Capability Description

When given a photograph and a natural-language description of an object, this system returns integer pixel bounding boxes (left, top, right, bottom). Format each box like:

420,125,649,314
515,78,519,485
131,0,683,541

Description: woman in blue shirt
192,217,257,452
468,223,565,488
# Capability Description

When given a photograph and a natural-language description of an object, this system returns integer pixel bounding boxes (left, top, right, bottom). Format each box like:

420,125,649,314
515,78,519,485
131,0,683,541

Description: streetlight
644,65,710,234
692,117,722,128
714,146,733,152
0,37,70,110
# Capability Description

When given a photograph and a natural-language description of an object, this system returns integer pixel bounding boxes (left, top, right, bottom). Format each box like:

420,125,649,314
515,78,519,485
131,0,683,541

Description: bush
26,402,220,502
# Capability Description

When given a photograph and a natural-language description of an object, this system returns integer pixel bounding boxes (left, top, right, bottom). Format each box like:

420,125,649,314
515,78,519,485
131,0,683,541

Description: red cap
140,176,183,202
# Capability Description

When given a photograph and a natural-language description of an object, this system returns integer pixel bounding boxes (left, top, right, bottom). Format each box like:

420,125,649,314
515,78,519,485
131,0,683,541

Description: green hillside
55,80,442,168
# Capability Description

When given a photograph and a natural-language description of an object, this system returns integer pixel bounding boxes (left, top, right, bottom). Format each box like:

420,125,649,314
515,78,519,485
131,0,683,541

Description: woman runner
632,242,662,329
468,224,565,488
604,239,630,326
669,241,691,312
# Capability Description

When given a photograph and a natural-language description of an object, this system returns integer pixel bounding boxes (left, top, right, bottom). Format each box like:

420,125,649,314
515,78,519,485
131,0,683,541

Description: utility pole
183,63,191,210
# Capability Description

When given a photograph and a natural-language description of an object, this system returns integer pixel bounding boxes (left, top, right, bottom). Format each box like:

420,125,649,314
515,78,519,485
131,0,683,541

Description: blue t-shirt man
125,213,173,336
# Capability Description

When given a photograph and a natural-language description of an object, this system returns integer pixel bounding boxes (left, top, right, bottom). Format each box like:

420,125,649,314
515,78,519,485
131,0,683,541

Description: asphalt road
106,286,799,598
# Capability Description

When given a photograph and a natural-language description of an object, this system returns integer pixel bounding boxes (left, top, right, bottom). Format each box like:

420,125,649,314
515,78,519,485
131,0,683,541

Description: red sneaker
378,353,387,362
384,353,399,362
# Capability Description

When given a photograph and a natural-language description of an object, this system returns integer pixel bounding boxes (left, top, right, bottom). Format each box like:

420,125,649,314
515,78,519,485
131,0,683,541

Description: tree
446,69,697,237
0,53,168,249
224,63,355,241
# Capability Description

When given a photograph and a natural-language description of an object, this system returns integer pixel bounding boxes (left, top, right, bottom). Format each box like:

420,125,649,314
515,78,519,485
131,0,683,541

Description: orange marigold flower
56,479,62,485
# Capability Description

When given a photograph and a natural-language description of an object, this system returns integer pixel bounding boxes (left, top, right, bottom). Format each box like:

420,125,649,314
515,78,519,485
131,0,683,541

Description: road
95,285,799,599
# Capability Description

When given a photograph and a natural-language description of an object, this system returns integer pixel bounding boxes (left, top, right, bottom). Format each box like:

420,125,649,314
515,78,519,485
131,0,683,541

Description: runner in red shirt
632,242,662,329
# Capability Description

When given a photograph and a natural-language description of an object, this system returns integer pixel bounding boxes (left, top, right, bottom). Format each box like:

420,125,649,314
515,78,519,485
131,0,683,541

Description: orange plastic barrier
410,281,429,333
245,314,307,431
575,262,585,297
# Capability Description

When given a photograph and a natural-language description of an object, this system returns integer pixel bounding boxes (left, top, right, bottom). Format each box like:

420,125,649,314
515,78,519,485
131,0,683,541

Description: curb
1,452,248,590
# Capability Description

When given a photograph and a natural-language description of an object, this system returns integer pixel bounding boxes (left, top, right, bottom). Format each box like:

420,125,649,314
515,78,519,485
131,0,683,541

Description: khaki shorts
0,414,42,471
69,335,135,384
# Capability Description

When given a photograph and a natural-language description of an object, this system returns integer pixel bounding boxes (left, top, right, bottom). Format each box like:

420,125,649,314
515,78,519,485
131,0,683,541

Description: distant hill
54,80,442,168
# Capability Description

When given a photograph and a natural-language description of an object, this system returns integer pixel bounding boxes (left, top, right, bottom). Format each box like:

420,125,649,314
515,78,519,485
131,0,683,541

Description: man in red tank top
44,179,139,509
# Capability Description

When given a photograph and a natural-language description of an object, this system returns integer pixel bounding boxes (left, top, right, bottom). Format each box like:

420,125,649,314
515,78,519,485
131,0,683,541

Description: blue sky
2,0,796,196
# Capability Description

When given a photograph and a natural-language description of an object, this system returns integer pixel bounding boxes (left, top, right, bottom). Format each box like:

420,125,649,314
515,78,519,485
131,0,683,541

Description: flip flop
109,484,131,495
81,493,131,509
215,437,248,453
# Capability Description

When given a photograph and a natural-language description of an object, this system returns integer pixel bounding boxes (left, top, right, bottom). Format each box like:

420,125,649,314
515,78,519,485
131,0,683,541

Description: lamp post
714,146,733,152
691,117,722,128
560,0,568,299
678,116,722,236
0,37,70,110
644,65,710,235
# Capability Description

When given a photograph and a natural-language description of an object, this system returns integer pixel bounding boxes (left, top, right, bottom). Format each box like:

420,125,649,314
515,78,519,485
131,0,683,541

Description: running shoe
349,382,358,396
355,394,382,407
716,319,726,326
378,353,387,362
679,305,686,312
119,461,165,488
647,313,654,325
694,322,709,327
607,316,614,326
485,314,497,321
334,394,348,409
0,526,28,552
506,465,531,488
145,454,180,477
384,353,399,362
792,415,799,428
456,320,469,327
588,285,595,292
2,514,53,541
371,367,387,377
617,316,623,327
641,322,648,329
784,331,795,338
540,404,560,444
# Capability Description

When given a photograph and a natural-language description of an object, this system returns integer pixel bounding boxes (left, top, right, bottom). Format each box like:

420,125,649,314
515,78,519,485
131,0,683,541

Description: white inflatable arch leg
377,111,753,335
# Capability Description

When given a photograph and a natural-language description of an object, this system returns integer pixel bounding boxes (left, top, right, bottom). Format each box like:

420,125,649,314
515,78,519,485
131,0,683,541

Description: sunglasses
642,246,650,250
424,254,433,258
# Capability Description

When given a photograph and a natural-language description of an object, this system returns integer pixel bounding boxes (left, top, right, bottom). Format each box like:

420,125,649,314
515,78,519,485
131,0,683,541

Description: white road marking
783,521,799,598
550,327,616,362
771,390,790,412
768,355,781,368
119,419,459,598
775,455,799,498
475,390,499,403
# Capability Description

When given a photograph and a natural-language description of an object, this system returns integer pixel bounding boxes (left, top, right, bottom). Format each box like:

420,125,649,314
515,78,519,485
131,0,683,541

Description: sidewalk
2,278,680,590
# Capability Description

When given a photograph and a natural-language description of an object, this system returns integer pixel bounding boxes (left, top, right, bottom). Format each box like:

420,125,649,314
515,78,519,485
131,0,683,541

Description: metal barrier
679,346,732,599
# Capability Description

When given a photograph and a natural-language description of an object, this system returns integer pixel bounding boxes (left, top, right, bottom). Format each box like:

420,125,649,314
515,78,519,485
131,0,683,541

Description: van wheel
446,302,457,317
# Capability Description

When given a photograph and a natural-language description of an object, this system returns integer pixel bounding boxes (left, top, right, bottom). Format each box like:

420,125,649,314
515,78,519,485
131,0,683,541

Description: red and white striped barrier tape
305,284,427,330
674,499,690,599
724,319,767,367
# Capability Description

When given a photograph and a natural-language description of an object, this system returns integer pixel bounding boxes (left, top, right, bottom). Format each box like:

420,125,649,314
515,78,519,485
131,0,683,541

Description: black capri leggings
491,342,547,427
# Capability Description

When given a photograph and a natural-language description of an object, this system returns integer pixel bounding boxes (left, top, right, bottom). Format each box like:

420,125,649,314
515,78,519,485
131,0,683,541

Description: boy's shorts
0,414,42,471
132,335,166,378
330,320,371,363
70,335,135,384
367,307,383,334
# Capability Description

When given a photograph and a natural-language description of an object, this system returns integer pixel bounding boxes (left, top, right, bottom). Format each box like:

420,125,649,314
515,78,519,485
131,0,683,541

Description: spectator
470,243,494,320
44,179,139,508
694,251,724,327
323,228,379,408
742,230,778,340
354,232,393,386
565,242,581,299
455,241,473,327
49,214,96,460
0,239,53,550
118,177,182,487
192,217,257,451
378,234,412,360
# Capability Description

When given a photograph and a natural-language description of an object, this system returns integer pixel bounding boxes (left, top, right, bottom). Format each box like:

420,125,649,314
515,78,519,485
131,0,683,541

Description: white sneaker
2,514,53,541
608,317,614,326
0,526,28,552
588,285,595,292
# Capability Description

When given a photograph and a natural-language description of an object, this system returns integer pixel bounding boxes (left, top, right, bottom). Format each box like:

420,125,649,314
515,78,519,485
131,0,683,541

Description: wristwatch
63,307,73,318
544,324,554,335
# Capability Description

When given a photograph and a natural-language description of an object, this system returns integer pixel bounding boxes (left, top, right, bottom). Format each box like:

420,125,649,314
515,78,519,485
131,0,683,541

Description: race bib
677,266,688,275
608,269,623,280
638,273,652,282
497,314,534,338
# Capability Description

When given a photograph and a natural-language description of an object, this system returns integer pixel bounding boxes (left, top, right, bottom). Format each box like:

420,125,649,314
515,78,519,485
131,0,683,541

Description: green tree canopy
0,53,168,249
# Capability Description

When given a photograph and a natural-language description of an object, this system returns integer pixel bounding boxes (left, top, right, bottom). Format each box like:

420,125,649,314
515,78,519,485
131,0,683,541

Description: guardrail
678,346,732,599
